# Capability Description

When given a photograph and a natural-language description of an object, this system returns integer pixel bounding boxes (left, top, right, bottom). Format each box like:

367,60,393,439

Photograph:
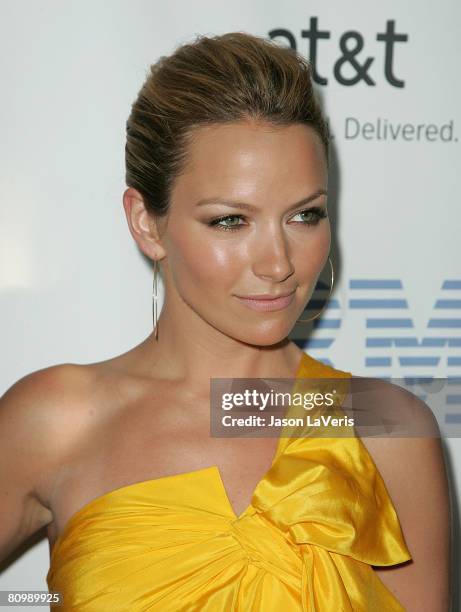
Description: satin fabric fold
47,353,412,611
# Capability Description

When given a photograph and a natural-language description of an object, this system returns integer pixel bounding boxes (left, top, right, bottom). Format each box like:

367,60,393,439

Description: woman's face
159,119,330,346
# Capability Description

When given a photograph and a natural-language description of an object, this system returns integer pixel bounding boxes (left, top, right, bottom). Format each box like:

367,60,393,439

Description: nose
251,222,295,282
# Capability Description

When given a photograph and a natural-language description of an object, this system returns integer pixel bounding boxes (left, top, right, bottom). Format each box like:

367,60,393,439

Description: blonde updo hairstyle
125,31,329,221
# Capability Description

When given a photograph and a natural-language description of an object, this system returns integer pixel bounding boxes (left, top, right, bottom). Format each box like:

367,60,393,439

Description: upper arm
366,388,452,611
0,364,87,561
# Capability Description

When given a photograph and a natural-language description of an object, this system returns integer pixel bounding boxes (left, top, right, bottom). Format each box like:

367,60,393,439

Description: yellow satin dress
47,352,412,611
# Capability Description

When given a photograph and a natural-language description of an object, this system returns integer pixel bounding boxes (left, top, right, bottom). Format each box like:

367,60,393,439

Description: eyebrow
195,189,327,213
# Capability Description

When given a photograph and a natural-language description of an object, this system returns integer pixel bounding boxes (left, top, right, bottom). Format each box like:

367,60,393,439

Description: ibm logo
293,279,461,432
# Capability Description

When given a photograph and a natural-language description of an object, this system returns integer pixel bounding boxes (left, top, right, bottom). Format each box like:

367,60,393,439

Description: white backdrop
1,1,459,609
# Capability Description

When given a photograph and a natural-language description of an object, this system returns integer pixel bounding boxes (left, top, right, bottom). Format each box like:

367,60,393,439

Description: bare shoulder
1,362,96,453
0,363,97,558
352,376,452,611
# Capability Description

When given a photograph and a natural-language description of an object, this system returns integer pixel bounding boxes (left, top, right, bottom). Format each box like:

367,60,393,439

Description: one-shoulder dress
46,352,412,610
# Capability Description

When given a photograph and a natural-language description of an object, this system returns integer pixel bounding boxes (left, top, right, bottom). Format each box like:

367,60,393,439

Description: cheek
294,223,331,275
166,231,242,289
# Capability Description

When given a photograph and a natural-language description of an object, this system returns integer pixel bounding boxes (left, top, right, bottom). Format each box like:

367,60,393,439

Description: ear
122,187,167,261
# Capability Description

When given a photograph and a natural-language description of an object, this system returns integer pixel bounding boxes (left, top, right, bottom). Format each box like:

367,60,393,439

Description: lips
237,289,295,301
234,290,296,312
236,289,297,301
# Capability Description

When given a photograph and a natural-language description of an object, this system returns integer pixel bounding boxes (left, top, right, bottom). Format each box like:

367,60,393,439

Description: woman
0,32,451,610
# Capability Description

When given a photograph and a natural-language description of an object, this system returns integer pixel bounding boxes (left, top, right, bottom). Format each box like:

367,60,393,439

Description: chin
234,324,293,347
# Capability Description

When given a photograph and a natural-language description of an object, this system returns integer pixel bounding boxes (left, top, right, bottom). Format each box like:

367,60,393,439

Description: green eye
292,208,328,224
208,215,245,231
207,207,327,232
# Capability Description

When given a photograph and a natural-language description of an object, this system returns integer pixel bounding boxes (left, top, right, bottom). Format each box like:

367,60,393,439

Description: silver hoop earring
297,256,334,323
152,259,159,340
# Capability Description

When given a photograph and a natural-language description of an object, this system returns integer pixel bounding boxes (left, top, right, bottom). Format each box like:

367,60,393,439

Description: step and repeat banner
1,1,459,607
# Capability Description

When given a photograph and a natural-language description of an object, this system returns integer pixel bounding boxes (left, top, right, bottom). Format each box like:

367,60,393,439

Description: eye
291,206,328,225
207,206,328,232
207,214,246,231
